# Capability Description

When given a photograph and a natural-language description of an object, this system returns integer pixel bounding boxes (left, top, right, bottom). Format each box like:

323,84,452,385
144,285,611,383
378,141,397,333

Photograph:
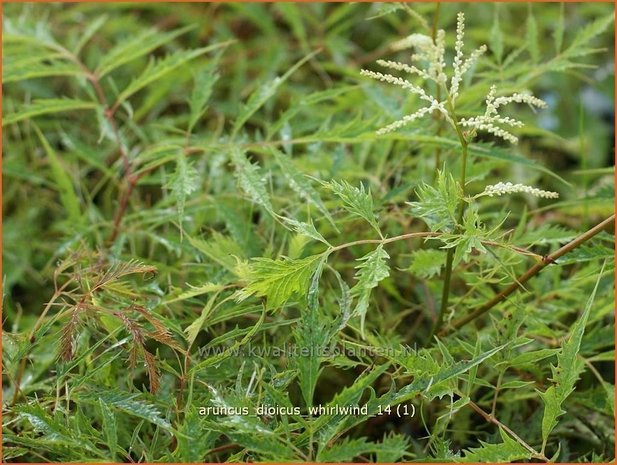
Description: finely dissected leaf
539,265,604,451
73,14,107,54
317,435,411,462
490,6,503,63
441,206,489,267
96,25,194,78
166,152,200,237
544,12,613,73
188,59,220,133
566,13,613,57
184,291,221,346
408,171,461,233
188,232,245,274
526,7,540,62
80,390,172,430
563,13,615,58
15,404,79,445
237,254,325,308
375,433,412,462
294,316,329,408
351,244,390,336
555,243,614,265
326,345,507,441
230,148,274,214
3,99,98,126
553,3,565,54
272,148,335,226
500,348,559,368
323,179,380,234
115,43,228,106
459,428,532,462
317,431,410,462
307,364,390,444
232,49,319,136
98,398,118,462
33,125,82,225
407,249,446,279
172,408,217,462
317,437,374,462
281,217,330,246
165,282,225,304
15,404,102,456
205,385,297,460
295,255,329,407
3,58,83,83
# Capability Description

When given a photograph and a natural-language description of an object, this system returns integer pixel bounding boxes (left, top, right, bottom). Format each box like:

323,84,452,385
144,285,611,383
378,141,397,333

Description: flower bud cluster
477,182,559,199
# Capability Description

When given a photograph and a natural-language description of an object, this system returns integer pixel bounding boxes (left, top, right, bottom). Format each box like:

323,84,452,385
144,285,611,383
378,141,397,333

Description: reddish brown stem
440,214,615,336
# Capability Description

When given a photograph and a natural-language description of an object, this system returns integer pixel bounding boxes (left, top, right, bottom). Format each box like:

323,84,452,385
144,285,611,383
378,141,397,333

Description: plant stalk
440,213,615,336
430,96,469,341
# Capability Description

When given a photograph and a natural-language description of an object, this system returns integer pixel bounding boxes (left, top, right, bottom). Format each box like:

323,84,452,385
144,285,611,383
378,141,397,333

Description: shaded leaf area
2,2,614,463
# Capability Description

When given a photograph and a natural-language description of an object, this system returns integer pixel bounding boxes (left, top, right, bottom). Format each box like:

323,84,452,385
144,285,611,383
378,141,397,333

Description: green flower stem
430,98,469,341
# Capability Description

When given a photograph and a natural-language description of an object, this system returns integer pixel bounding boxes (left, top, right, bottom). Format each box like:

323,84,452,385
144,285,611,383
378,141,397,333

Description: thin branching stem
464,394,549,461
440,214,615,336
52,42,135,244
430,96,469,341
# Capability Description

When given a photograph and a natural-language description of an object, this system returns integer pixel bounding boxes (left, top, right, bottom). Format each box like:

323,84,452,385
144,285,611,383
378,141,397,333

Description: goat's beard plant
361,12,554,337
3,3,614,463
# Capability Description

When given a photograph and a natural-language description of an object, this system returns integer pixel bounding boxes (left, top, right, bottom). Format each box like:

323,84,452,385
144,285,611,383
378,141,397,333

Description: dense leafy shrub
2,3,614,462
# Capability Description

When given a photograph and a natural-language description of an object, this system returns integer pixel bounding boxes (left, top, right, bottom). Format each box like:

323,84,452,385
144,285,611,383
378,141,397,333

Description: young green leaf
237,253,326,309
3,99,98,126
230,148,274,215
188,232,245,275
80,389,172,431
281,217,330,246
98,398,118,462
188,58,220,133
351,244,390,336
526,6,540,63
3,59,83,83
407,249,446,279
294,262,330,408
322,179,380,235
114,43,229,106
232,49,320,136
538,264,604,452
272,148,335,227
33,125,83,226
490,6,504,63
96,25,194,78
165,152,200,238
460,428,532,462
553,3,565,54
407,171,461,233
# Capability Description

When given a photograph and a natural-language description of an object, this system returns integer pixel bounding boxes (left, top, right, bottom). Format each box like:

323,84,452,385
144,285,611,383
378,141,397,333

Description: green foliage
539,266,604,452
460,428,531,462
322,179,381,235
3,98,98,125
231,148,275,215
3,3,614,463
351,244,390,336
408,171,461,233
237,254,325,309
166,153,200,235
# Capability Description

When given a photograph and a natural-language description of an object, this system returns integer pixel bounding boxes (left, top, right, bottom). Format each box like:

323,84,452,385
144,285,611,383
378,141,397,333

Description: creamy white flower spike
460,85,547,144
476,182,559,199
361,13,546,142
361,12,489,135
